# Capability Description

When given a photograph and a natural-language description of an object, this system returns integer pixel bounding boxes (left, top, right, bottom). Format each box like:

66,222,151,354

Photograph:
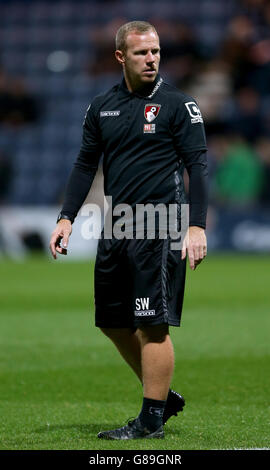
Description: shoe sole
144,428,164,439
98,427,164,440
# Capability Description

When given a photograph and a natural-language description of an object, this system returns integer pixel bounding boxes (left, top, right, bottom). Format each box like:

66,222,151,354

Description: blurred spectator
213,136,263,207
185,59,233,136
207,135,231,177
263,1,270,29
0,73,39,127
0,66,9,122
220,15,258,90
0,150,13,203
240,0,266,10
153,20,202,86
225,87,264,142
255,137,270,206
221,13,270,96
248,38,270,96
87,18,126,77
240,0,266,12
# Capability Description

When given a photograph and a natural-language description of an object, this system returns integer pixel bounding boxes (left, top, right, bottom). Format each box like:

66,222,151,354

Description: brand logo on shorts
134,297,156,316
134,310,156,317
184,102,203,124
144,104,161,122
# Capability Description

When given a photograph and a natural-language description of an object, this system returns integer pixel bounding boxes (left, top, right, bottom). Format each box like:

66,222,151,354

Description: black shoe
163,390,185,425
98,417,164,440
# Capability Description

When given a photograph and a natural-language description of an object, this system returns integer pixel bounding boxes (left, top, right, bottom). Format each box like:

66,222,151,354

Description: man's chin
141,73,157,82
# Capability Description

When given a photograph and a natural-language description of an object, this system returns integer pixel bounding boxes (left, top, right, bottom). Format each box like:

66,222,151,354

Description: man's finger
193,244,207,269
50,243,57,259
194,257,203,270
181,245,187,260
199,245,205,260
187,246,195,270
193,245,200,261
50,233,61,259
181,234,189,260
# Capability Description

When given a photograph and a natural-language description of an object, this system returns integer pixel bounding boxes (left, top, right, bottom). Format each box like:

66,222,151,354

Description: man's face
118,30,160,88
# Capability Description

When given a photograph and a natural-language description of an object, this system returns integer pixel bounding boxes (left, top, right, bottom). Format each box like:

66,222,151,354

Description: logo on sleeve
185,102,203,124
144,104,161,123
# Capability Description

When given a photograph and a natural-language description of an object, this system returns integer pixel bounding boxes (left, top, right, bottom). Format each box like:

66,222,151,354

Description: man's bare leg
100,324,174,400
138,324,174,400
98,324,184,439
100,327,142,382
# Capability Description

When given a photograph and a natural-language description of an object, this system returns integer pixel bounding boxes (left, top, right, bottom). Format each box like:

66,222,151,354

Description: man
50,21,208,440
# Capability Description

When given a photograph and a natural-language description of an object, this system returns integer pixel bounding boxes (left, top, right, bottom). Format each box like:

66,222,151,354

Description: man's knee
137,323,169,344
99,327,136,341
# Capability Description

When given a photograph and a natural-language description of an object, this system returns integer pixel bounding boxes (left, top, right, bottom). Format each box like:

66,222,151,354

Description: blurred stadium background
0,0,269,257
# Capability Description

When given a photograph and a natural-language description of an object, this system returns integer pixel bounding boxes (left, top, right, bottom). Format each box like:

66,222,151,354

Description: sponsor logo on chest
100,110,120,117
144,123,156,134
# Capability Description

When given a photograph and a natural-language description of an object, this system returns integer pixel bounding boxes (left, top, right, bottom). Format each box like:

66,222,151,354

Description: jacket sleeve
182,149,208,228
171,97,208,228
60,100,103,222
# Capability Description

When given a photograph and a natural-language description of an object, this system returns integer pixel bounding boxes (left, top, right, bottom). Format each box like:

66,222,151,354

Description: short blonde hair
115,21,158,52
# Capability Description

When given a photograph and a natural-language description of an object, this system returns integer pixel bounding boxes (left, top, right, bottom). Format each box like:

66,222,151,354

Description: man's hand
181,226,207,270
49,219,72,259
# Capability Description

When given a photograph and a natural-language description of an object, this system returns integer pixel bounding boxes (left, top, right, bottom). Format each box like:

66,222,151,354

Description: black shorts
94,237,186,329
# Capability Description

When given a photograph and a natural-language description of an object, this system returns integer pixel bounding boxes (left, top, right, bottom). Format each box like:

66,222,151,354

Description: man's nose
146,52,155,63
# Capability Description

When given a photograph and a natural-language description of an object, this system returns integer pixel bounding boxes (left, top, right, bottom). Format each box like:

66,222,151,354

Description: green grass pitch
0,254,269,450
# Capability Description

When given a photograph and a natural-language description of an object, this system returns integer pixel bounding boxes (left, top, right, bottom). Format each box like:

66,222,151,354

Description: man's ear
115,50,125,65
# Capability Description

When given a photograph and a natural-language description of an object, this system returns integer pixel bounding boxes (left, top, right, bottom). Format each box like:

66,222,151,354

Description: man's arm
181,149,208,270
170,97,208,270
50,102,103,259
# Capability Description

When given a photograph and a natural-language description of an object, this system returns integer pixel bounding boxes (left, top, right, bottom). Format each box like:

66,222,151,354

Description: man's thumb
62,234,69,248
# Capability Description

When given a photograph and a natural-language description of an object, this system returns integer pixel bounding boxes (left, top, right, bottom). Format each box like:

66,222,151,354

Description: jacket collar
119,74,163,99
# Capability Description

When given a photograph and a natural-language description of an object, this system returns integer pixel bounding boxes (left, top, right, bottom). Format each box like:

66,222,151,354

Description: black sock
138,397,166,431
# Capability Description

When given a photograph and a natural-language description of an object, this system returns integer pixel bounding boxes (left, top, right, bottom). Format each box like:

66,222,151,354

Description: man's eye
134,49,159,55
